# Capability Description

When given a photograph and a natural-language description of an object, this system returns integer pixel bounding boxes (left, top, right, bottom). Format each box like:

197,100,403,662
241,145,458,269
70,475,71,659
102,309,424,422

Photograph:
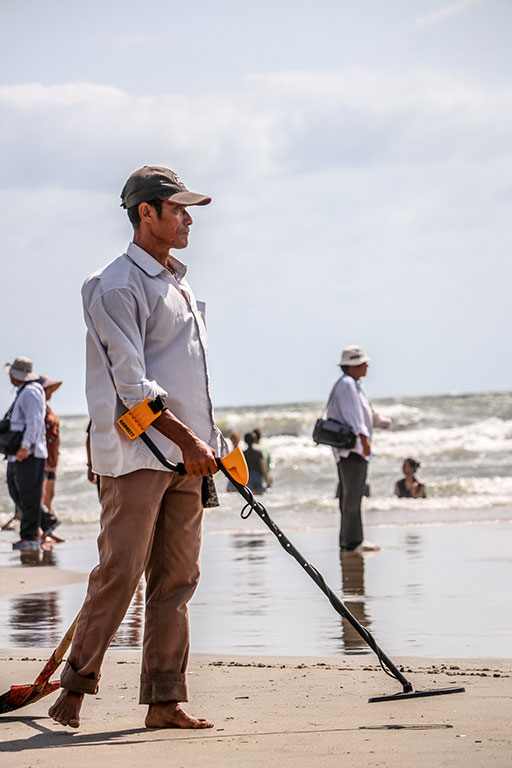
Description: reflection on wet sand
404,531,422,559
7,549,63,646
9,591,62,647
231,534,269,618
112,580,144,648
19,547,58,567
1,523,511,657
4,576,146,650
339,551,371,655
403,531,425,599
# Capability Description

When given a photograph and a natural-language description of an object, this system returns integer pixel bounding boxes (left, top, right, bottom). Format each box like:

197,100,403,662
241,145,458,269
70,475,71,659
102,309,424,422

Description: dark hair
405,458,420,471
244,432,256,447
253,428,262,441
341,365,350,374
126,198,164,229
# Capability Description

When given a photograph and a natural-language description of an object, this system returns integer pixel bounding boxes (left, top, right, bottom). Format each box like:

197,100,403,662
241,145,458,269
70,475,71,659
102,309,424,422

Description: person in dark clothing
253,427,272,485
243,432,270,494
394,458,426,498
3,356,58,550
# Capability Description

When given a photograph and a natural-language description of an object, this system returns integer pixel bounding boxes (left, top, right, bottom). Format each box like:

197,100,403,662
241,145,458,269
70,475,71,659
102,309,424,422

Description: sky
0,0,511,414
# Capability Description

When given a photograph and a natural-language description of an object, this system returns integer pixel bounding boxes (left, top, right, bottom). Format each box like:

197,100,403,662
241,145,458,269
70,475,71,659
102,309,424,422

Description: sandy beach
1,649,511,767
0,525,511,767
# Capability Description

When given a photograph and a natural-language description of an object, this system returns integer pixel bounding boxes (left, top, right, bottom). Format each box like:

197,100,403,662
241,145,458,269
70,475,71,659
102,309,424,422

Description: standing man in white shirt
49,166,227,731
326,345,389,552
3,356,58,550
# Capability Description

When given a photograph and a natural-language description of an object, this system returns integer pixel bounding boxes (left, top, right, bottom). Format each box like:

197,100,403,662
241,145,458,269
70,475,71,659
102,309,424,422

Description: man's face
153,200,193,249
348,361,368,380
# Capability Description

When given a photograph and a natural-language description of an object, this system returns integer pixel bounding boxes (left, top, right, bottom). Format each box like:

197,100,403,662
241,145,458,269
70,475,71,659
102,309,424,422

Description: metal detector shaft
216,463,413,694
138,432,412,692
134,432,465,702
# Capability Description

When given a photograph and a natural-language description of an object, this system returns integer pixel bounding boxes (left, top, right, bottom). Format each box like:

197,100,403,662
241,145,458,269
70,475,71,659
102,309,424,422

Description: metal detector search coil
116,396,165,439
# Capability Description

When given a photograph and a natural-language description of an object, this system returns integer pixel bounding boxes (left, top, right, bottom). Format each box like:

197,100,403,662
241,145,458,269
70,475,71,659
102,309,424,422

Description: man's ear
138,202,153,223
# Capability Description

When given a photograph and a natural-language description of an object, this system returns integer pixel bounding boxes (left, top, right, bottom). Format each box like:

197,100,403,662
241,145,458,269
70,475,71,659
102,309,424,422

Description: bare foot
48,689,84,728
145,701,214,729
354,540,380,553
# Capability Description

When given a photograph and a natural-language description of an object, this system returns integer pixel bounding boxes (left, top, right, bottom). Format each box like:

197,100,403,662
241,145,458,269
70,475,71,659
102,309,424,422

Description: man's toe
196,719,214,728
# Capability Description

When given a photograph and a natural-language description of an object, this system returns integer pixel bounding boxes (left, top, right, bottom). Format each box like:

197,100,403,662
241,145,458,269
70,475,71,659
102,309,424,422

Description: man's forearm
359,434,371,457
153,410,203,451
152,410,218,476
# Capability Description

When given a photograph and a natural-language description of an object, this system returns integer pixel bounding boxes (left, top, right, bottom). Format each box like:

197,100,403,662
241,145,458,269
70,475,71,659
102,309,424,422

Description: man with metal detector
49,166,227,730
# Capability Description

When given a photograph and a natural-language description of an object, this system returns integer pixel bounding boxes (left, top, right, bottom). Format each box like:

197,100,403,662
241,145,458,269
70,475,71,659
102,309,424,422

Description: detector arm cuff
116,395,166,440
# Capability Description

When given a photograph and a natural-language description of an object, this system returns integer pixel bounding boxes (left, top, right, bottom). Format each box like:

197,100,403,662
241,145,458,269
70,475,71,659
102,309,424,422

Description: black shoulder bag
312,382,356,449
0,383,28,457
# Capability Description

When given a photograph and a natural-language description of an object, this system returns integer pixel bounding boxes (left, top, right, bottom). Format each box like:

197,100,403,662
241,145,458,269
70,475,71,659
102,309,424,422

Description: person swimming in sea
394,458,426,499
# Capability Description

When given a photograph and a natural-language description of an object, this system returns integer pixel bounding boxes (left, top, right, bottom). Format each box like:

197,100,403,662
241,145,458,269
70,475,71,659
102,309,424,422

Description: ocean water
2,390,509,532
0,391,511,658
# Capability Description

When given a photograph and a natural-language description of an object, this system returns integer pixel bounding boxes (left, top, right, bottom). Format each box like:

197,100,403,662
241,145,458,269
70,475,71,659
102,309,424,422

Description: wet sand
1,649,511,767
0,564,87,598
0,521,511,657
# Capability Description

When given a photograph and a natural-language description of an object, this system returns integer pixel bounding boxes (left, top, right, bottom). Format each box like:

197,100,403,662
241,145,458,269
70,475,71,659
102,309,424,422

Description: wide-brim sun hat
339,345,371,367
39,376,63,395
3,356,40,382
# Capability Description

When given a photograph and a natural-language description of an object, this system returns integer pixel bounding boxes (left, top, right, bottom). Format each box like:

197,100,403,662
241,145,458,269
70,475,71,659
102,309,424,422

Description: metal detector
137,434,466,705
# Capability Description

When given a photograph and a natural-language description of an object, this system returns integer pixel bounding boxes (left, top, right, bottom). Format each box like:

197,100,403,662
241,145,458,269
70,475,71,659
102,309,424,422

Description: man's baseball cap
120,166,211,209
3,356,40,382
339,345,371,366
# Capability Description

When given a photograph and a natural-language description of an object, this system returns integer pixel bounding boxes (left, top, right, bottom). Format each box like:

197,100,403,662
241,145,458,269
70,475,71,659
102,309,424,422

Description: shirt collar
167,254,188,282
125,242,188,280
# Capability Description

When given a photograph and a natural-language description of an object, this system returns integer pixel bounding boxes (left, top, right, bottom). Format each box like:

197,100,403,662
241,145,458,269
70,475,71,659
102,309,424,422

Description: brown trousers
60,469,203,704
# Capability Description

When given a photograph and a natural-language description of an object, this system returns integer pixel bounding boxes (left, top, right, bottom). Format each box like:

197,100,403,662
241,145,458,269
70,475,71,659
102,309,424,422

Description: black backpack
0,383,28,456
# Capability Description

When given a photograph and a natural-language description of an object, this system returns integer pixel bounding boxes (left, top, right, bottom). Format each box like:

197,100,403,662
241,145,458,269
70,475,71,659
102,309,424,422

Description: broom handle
52,614,80,665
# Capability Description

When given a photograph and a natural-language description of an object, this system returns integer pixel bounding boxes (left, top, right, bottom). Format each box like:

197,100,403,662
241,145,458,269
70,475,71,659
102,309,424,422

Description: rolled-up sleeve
88,288,167,409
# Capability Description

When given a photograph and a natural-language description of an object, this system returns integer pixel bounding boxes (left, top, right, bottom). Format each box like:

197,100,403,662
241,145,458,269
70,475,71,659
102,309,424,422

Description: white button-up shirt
82,242,227,477
326,374,373,462
8,381,48,462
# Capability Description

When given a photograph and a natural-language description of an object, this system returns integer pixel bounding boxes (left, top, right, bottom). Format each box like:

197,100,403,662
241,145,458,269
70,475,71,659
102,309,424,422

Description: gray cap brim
165,191,212,206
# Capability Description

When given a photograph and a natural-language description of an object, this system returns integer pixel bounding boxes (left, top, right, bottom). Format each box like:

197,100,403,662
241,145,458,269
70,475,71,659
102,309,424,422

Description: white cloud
1,66,510,195
250,67,489,112
0,82,126,108
415,0,481,27
1,66,511,406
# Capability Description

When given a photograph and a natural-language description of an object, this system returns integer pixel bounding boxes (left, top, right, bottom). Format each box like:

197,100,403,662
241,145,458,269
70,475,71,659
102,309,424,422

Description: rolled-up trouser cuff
60,660,100,695
139,673,188,704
